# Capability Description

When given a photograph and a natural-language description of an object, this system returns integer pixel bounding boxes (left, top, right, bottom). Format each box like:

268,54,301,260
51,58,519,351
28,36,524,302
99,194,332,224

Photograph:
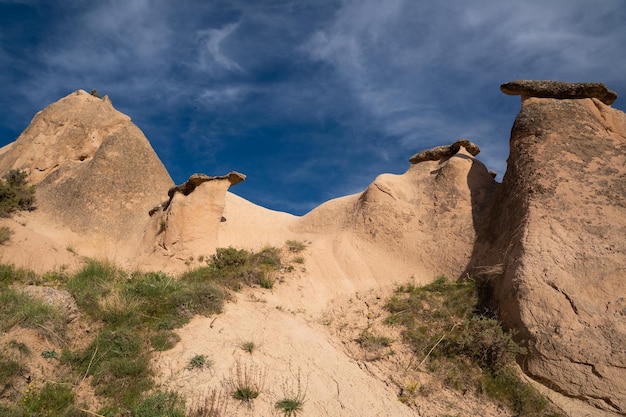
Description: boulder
501,80,618,105
470,86,626,414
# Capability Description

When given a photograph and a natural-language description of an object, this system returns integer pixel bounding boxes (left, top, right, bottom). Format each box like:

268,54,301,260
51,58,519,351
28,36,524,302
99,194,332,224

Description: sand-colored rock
470,94,626,415
0,90,174,262
138,172,248,266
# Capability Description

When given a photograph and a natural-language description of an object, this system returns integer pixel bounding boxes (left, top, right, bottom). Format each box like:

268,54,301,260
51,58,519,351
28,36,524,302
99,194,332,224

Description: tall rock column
471,81,626,415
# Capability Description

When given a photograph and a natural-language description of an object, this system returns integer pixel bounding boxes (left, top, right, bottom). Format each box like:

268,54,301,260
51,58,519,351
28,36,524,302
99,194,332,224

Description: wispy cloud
197,22,243,73
0,0,624,214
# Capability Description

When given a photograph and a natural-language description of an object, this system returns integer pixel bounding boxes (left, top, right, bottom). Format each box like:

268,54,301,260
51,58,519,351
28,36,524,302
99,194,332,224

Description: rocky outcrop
297,143,497,281
470,82,626,415
141,172,246,260
501,80,618,105
409,139,480,164
0,90,174,246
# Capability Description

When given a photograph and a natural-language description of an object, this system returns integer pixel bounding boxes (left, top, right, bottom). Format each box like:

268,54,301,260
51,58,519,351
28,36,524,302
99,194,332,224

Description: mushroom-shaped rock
501,80,618,105
409,139,480,164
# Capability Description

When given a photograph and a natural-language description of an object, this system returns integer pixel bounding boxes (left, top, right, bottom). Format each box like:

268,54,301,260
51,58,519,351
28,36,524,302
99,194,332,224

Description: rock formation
501,80,618,105
296,141,497,281
140,172,247,262
408,138,480,164
470,81,626,414
0,90,174,252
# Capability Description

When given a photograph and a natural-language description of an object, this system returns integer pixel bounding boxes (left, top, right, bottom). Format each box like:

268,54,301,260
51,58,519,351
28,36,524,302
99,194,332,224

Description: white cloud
197,22,243,73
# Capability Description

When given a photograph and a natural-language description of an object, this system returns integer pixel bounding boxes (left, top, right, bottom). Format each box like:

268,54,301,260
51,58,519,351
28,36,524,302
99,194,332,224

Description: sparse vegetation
0,244,288,415
241,341,256,354
226,361,266,405
187,354,211,370
131,390,185,417
385,276,561,416
0,169,36,217
89,89,103,99
286,240,306,253
187,388,230,417
275,373,307,417
0,226,12,244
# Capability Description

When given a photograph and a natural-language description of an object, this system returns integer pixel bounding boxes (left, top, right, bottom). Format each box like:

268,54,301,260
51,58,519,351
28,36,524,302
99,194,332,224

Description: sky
0,1,625,215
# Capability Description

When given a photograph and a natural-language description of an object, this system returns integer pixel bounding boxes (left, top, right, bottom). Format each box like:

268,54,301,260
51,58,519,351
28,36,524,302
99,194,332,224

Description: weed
187,354,211,370
225,361,266,405
188,388,230,417
241,341,256,354
275,372,307,417
0,226,12,244
41,350,58,359
258,272,274,289
293,256,305,264
286,240,307,253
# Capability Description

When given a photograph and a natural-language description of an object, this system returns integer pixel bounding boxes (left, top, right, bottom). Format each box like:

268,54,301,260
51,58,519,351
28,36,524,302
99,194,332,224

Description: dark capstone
501,80,618,105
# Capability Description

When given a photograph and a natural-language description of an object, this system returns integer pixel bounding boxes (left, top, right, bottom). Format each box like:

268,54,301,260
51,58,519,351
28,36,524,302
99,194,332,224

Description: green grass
131,391,185,417
187,354,211,370
0,245,287,415
22,382,75,417
385,276,562,416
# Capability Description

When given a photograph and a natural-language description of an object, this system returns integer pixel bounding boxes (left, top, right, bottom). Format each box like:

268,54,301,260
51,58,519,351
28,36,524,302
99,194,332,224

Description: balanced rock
471,88,626,414
141,172,246,261
409,139,480,164
501,80,618,105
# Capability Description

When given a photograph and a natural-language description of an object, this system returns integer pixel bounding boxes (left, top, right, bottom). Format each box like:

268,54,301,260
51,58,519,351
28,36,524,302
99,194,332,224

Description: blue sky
1,1,625,215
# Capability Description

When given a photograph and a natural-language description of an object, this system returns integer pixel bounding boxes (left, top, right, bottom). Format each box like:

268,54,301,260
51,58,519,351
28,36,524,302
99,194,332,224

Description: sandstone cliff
0,90,174,260
470,81,626,415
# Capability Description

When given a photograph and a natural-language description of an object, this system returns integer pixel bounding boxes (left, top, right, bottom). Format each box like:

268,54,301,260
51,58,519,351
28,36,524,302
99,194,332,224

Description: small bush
187,354,211,370
0,169,36,217
286,240,307,253
0,226,12,244
241,341,255,354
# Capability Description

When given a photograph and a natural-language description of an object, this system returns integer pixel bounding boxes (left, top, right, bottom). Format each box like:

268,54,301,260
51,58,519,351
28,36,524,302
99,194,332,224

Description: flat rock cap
501,80,617,105
409,139,480,164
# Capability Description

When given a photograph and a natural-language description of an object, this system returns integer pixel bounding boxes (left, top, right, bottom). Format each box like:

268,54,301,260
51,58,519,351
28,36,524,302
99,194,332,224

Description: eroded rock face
471,87,626,414
0,90,174,244
501,80,618,105
298,145,497,280
143,172,245,259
